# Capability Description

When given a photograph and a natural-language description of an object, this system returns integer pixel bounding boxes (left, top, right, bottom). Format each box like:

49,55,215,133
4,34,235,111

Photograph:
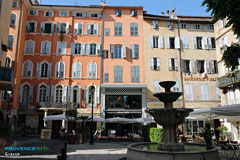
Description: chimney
166,10,169,17
161,12,164,16
171,8,176,19
31,0,40,5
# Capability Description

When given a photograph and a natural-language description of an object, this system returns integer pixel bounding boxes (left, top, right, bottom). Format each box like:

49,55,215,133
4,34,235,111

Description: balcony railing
217,71,240,88
18,102,29,111
39,102,68,109
0,66,14,90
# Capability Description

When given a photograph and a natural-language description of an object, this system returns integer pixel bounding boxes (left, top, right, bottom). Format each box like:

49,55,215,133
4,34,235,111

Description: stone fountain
127,81,219,160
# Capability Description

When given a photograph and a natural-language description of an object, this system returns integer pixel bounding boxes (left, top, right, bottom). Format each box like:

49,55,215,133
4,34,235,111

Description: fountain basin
153,92,182,102
127,142,219,160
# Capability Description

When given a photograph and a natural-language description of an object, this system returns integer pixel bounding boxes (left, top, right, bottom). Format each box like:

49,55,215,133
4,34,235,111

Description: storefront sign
184,77,216,81
40,129,52,139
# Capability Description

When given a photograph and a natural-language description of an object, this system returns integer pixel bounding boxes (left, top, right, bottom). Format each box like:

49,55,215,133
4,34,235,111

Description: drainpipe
100,7,104,84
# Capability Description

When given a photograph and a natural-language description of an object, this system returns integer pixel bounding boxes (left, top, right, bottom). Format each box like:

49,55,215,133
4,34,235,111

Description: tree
202,0,240,71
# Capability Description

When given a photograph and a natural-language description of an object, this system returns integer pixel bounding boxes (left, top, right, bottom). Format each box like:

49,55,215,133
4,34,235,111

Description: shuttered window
88,62,97,78
55,85,63,103
201,85,209,101
114,66,123,82
185,85,194,100
114,23,122,36
130,23,138,36
131,66,139,82
25,41,35,54
22,60,32,77
8,35,14,48
55,62,65,78
40,63,48,78
154,80,161,93
41,41,51,54
72,62,81,78
39,85,47,102
57,42,67,54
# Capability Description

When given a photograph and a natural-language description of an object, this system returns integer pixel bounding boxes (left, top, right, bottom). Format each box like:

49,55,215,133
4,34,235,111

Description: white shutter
62,85,67,102
193,36,197,49
150,36,153,48
85,44,90,55
174,58,178,70
84,86,87,104
185,37,189,48
224,36,228,46
159,36,164,48
235,89,240,104
166,37,170,48
87,24,91,35
221,63,226,76
150,58,154,70
175,37,180,49
122,44,126,58
40,22,45,33
94,24,98,35
71,43,75,55
201,85,205,100
41,41,45,54
157,58,160,70
79,23,83,35
96,44,101,55
205,60,210,73
202,37,205,49
96,86,100,104
207,37,212,49
81,43,85,55
46,41,51,54
168,58,172,71
74,23,78,35
154,80,161,93
219,38,223,48
56,22,60,33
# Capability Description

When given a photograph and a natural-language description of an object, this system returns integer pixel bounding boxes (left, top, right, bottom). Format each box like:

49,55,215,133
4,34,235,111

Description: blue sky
39,0,211,17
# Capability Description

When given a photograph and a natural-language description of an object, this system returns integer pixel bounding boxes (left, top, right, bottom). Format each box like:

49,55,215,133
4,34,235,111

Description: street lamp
90,86,94,145
230,73,237,85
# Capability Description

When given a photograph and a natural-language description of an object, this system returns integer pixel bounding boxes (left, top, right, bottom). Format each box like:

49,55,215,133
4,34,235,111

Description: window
22,60,32,77
87,24,98,35
44,11,53,17
55,85,63,103
55,61,65,78
208,24,214,30
182,60,192,73
197,60,205,73
88,13,99,18
114,66,123,82
74,23,83,35
26,21,36,33
72,62,81,78
194,37,203,49
181,36,189,49
201,85,209,100
22,84,30,102
72,86,80,107
40,62,48,78
167,22,173,30
88,62,97,78
59,11,68,17
131,66,139,82
130,44,139,59
71,43,82,55
152,37,158,48
222,19,226,28
210,60,218,74
152,20,158,29
173,81,180,92
216,88,221,100
12,1,18,7
74,12,85,17
115,9,121,16
150,57,160,71
25,41,35,54
8,35,14,48
185,85,194,100
38,85,47,102
2,91,11,101
29,10,38,16
193,24,203,29
166,37,180,49
105,28,110,36
211,37,216,49
168,58,178,71
130,9,137,16
40,22,54,34
56,22,69,33
130,23,138,36
90,44,96,55
87,86,96,106
57,42,67,54
104,73,109,82
114,45,122,58
5,57,11,67
114,23,122,36
150,36,164,48
10,14,16,26
154,80,161,93
41,41,51,54
169,37,175,49
180,24,189,29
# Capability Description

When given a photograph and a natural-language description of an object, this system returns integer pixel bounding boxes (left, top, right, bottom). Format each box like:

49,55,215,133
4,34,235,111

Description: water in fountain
145,81,193,151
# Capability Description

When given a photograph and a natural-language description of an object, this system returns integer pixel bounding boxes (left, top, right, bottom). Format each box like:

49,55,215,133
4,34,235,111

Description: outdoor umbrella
211,104,240,116
131,117,155,123
87,116,105,122
105,117,132,124
187,107,219,120
43,114,68,121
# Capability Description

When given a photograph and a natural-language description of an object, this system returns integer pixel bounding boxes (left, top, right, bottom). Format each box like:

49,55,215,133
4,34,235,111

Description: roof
177,15,213,23
143,13,173,21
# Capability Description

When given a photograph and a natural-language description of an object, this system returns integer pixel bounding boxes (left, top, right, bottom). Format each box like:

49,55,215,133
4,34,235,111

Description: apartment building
143,10,221,134
3,0,102,133
101,6,147,133
0,0,14,124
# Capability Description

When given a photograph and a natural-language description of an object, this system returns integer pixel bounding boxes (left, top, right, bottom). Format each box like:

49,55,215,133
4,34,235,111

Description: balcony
217,71,240,88
0,66,14,91
39,102,68,109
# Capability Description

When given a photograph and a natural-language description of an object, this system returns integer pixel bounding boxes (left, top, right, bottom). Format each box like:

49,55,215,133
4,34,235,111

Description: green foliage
66,109,77,119
199,127,214,143
202,0,240,37
142,125,151,142
222,43,240,71
0,120,11,137
149,128,163,143
217,126,228,138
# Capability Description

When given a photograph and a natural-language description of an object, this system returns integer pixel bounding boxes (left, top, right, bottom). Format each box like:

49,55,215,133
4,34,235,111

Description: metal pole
90,89,94,145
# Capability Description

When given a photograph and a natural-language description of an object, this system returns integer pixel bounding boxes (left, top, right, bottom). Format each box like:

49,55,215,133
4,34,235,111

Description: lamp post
90,87,94,145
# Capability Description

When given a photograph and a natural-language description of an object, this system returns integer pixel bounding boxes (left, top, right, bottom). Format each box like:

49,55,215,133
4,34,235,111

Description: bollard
64,142,67,158
57,155,62,160
61,148,66,160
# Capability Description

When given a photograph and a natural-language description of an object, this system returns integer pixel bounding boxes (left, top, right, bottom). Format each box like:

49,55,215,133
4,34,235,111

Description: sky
39,0,211,17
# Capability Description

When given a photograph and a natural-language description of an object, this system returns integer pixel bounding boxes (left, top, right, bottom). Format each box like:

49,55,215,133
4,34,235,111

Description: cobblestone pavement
67,142,129,160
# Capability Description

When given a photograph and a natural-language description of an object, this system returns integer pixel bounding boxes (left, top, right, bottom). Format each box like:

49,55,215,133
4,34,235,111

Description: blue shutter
72,11,76,16
131,66,134,82
110,44,114,58
40,22,44,33
68,85,72,103
136,66,139,82
84,86,87,104
71,43,75,55
48,62,52,78
46,85,50,102
77,87,81,107
51,23,54,33
62,85,67,102
51,85,55,102
36,62,40,77
119,66,123,82
135,44,139,59
30,84,34,102
18,84,23,102
130,45,134,58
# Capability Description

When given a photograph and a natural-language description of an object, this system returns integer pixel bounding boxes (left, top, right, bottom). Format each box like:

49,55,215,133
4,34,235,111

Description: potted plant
217,126,228,141
199,127,214,150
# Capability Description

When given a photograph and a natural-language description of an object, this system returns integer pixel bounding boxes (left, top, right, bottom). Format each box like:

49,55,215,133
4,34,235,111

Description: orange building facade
3,0,103,132
101,6,147,132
